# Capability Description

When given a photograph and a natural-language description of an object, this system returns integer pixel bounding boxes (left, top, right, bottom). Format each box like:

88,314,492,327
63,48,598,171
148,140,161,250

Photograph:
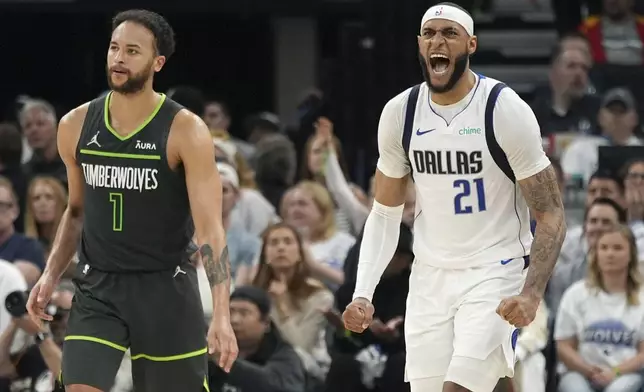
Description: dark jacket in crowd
208,323,305,392
254,134,297,210
333,223,412,356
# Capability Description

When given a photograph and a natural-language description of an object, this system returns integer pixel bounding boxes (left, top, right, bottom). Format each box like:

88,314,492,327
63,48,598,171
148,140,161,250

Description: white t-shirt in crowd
309,231,356,272
555,280,644,370
0,259,29,354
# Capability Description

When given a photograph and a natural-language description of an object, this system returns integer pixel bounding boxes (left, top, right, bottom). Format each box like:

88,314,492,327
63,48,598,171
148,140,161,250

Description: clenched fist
342,297,374,333
496,294,540,328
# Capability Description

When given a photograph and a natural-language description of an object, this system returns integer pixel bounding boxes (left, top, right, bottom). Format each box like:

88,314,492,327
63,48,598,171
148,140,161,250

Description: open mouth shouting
429,53,451,75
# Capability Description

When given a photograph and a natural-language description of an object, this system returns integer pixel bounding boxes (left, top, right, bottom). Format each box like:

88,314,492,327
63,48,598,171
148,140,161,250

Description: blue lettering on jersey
412,150,483,175
583,320,636,347
454,178,487,214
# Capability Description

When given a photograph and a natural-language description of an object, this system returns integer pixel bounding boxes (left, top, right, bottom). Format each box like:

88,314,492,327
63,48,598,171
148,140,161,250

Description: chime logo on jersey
81,163,159,192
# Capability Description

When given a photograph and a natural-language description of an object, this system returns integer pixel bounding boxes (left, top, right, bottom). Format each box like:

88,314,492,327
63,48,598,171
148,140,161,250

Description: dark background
0,0,437,184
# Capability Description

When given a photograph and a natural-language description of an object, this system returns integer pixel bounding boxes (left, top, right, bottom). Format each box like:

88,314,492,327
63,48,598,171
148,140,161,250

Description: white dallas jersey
377,74,550,268
555,281,644,369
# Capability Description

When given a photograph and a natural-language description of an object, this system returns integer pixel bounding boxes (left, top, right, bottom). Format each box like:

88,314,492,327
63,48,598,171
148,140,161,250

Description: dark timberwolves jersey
75,93,193,272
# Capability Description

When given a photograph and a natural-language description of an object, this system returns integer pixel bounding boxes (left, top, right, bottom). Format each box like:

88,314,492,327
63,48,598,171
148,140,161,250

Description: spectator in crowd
280,181,355,288
24,176,66,258
244,112,282,146
0,259,29,391
208,286,305,392
560,31,593,60
253,133,298,211
585,170,627,209
581,0,644,66
252,222,333,380
215,162,261,286
298,119,354,233
0,177,43,286
555,225,644,392
531,45,599,136
205,100,256,161
18,99,66,187
621,158,644,223
0,284,73,392
561,88,642,183
326,222,413,392
166,85,205,117
215,140,279,237
0,123,28,233
559,170,624,268
548,197,626,314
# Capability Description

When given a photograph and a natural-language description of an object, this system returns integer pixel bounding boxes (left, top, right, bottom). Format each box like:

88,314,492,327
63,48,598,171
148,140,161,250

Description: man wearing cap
208,286,305,392
342,2,566,391
562,87,642,183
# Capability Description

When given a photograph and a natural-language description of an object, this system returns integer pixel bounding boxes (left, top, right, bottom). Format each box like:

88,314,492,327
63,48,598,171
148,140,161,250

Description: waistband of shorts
79,262,190,275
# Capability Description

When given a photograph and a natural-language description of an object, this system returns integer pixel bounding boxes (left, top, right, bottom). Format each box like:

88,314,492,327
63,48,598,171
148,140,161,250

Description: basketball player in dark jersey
25,9,238,392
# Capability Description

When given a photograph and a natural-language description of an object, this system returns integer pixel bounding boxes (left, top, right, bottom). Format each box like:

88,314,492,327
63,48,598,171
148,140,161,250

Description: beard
106,63,153,95
418,49,470,94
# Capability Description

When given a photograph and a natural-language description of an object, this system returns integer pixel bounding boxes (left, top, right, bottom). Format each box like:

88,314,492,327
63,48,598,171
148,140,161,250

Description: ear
468,35,478,55
153,56,166,73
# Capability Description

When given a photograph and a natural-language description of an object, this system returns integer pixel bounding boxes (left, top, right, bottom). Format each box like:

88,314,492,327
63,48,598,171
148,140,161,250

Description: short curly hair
112,9,176,59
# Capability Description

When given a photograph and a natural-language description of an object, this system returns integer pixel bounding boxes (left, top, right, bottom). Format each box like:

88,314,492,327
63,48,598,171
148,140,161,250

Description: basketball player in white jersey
342,3,567,392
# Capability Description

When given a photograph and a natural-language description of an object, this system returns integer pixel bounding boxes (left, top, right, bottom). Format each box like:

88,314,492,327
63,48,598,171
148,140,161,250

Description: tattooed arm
171,110,231,316
518,166,567,299
493,88,567,300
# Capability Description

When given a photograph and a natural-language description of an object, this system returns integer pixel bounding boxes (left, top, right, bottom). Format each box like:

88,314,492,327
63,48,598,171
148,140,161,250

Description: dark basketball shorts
61,261,209,392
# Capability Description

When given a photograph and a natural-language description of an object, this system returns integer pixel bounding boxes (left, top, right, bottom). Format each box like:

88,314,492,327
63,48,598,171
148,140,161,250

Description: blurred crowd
1,0,644,391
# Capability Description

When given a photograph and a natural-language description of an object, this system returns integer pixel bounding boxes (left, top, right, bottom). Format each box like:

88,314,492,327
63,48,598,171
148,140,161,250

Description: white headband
420,4,474,36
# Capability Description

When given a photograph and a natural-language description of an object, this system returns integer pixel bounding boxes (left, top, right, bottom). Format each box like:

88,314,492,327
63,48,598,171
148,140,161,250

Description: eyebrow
110,41,142,49
422,27,459,34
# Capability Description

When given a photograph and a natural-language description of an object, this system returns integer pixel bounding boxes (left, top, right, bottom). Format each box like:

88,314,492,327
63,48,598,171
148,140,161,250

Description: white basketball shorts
404,256,528,390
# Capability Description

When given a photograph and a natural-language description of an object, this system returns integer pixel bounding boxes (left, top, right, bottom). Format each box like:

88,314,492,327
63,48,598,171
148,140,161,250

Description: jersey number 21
453,178,487,214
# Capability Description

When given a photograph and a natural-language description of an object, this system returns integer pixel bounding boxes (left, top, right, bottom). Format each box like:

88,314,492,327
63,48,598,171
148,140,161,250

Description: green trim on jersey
104,92,167,141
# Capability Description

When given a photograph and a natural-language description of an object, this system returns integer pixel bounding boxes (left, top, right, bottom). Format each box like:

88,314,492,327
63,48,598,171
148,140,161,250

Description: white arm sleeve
352,201,404,301
375,91,411,179
493,88,551,181
352,91,411,301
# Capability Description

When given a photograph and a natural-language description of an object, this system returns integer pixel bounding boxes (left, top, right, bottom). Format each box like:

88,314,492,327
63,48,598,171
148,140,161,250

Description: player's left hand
496,293,540,328
207,318,239,373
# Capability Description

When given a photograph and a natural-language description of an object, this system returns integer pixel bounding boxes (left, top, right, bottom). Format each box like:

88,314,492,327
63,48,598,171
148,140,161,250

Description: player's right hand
342,297,374,333
26,272,59,326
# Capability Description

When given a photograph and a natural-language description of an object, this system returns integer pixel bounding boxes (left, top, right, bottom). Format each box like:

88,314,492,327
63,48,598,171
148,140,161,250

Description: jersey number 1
109,192,123,232
453,178,487,214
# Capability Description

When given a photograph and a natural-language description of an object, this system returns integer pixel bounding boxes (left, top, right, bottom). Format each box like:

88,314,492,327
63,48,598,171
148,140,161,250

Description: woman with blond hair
556,225,644,392
24,176,67,256
280,181,355,287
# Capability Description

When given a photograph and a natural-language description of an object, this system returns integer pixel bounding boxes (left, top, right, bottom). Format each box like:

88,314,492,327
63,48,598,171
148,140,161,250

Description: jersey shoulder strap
402,84,422,178
76,95,107,161
484,82,515,183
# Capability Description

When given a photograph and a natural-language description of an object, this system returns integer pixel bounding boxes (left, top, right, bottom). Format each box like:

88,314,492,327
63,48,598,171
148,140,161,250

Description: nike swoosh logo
500,259,513,265
416,128,435,136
